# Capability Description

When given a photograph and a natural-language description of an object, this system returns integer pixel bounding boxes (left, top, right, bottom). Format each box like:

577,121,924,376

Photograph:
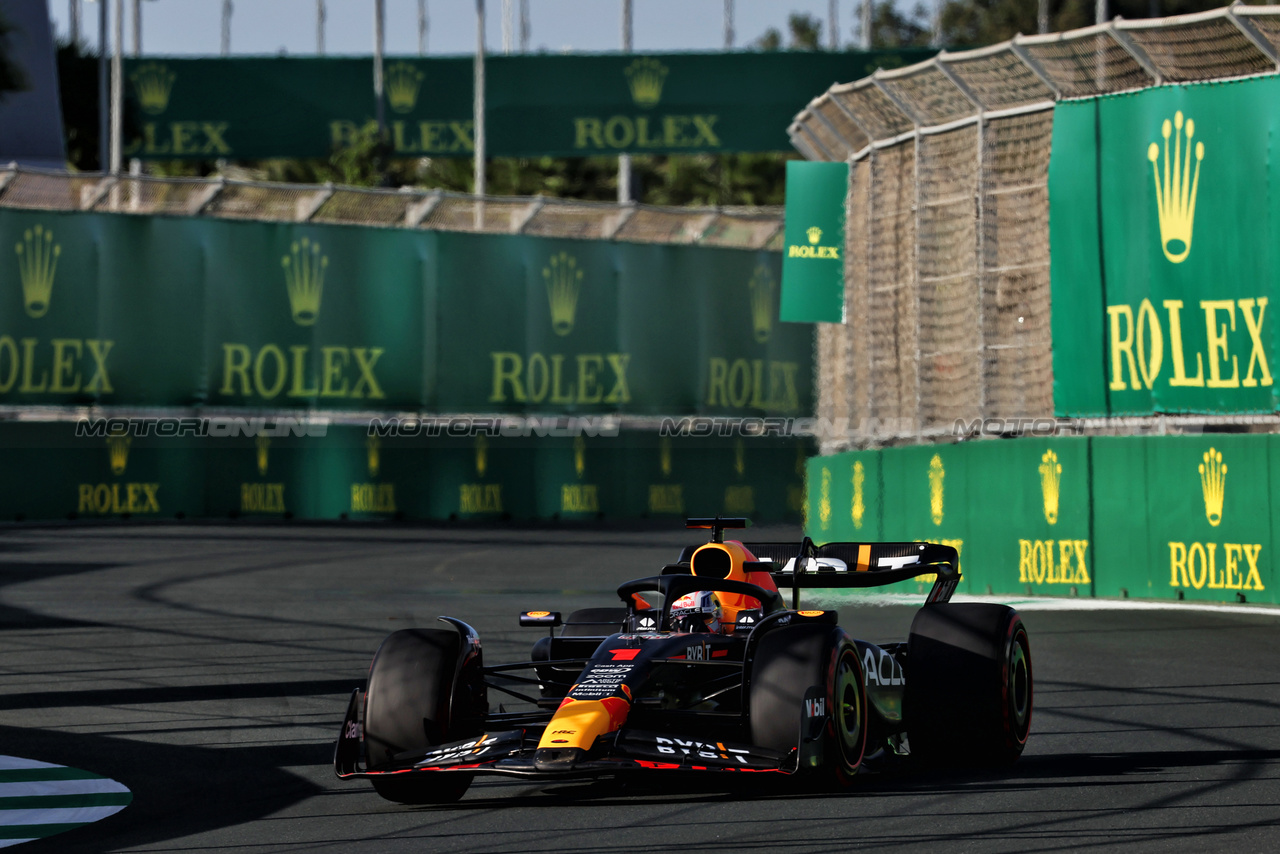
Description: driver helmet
669,590,721,634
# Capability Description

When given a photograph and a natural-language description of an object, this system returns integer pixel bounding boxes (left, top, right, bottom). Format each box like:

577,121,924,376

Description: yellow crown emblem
852,460,865,530
1199,447,1226,527
819,466,832,531
1147,111,1204,264
543,252,583,337
385,62,424,114
15,225,59,318
748,264,774,344
1039,449,1062,525
806,226,822,245
256,436,270,476
624,57,668,108
475,435,488,477
130,62,175,114
734,439,746,477
282,238,327,326
660,436,672,478
573,436,586,479
108,436,130,476
928,453,945,526
366,436,381,478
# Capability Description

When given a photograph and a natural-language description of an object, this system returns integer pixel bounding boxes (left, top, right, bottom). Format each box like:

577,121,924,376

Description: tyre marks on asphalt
0,757,130,848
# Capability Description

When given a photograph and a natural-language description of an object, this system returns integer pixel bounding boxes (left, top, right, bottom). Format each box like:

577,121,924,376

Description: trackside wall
805,434,1276,604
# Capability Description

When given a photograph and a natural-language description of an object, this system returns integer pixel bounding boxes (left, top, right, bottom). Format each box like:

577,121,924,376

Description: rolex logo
852,460,865,530
624,57,668,108
1039,449,1062,525
573,436,586,479
130,62,175,114
819,466,831,531
1147,110,1204,264
108,437,130,476
256,436,270,476
15,225,59,318
366,436,381,479
806,226,822,245
475,435,488,477
1199,447,1226,527
543,252,582,337
282,238,327,326
928,454,945,526
748,264,775,344
385,62,424,114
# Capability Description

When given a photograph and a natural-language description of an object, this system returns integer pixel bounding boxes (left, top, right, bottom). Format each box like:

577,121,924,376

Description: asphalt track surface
2,522,1279,853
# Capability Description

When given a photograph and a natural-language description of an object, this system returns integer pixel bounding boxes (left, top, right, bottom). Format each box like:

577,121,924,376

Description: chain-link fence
791,4,1280,452
0,167,784,251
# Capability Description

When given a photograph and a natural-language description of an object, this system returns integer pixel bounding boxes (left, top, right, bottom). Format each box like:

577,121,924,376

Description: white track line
812,592,1280,617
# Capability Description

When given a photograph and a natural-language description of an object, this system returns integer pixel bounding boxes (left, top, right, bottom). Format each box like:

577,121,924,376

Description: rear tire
905,603,1033,767
749,624,867,786
364,628,475,804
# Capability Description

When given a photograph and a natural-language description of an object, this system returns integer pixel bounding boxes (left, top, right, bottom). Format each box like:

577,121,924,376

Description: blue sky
54,1,871,56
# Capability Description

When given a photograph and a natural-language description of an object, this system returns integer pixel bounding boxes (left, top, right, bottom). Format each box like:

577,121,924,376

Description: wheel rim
834,650,864,766
1008,631,1031,739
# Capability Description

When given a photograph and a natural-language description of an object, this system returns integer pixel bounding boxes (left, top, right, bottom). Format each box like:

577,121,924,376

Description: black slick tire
749,624,867,786
905,603,1033,767
363,628,475,804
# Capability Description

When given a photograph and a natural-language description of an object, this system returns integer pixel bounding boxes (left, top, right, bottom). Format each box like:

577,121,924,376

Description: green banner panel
122,57,475,160
0,423,805,524
120,50,936,160
0,208,811,415
780,160,846,324
1050,77,1280,416
807,434,1276,604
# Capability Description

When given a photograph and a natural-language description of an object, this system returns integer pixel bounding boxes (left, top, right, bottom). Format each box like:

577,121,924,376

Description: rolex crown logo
748,264,775,344
108,437,131,476
806,226,822,245
543,252,583,337
1199,447,1226,527
475,435,488,478
15,225,59,318
624,57,668,108
660,436,672,478
1039,449,1062,526
256,436,270,476
130,62,175,115
573,436,586,479
282,238,327,326
385,62,424,114
1148,110,1204,264
366,436,381,479
734,439,746,478
819,467,832,531
852,460,865,530
928,454,945,526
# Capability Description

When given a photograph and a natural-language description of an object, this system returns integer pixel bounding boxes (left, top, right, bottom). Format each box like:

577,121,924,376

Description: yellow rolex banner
780,160,847,324
1050,76,1279,416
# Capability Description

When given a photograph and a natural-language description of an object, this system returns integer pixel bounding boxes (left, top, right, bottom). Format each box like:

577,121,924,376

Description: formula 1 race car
334,518,1033,803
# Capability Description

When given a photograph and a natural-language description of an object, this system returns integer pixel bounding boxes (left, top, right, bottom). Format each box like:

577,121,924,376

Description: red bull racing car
334,518,1033,803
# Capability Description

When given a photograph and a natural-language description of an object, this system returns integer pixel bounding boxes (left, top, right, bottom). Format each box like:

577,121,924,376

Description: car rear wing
741,539,960,608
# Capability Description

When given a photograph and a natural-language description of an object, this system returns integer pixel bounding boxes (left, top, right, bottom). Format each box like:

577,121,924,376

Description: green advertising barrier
118,50,936,160
807,434,1274,604
0,421,807,524
780,160,846,324
0,208,811,416
1050,76,1280,416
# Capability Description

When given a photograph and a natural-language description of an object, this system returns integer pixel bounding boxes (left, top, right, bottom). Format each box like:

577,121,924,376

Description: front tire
905,603,1033,767
749,624,867,785
364,628,476,804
